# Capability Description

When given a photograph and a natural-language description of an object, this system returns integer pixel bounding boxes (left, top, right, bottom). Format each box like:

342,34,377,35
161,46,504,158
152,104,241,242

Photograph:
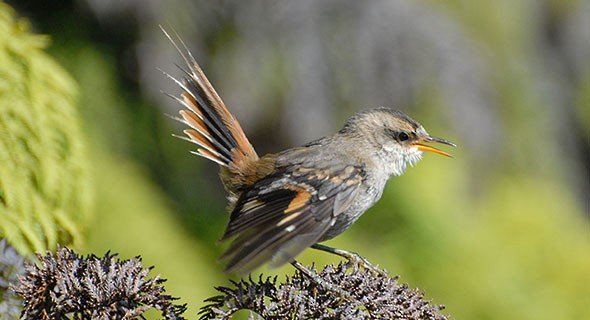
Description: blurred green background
2,0,589,319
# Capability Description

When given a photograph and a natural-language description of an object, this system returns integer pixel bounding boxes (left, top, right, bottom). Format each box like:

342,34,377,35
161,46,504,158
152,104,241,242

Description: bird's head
340,107,455,176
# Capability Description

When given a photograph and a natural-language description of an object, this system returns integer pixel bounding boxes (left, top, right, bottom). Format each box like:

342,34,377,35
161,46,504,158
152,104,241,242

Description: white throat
378,144,423,177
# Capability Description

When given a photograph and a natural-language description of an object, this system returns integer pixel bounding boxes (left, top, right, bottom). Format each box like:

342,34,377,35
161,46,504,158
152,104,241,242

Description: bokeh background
2,0,589,319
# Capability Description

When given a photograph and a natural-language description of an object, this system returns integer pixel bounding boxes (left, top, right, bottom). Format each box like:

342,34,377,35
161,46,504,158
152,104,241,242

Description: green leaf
0,3,92,254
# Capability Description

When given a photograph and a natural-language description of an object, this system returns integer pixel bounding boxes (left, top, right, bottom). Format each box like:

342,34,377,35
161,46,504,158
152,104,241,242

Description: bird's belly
319,181,385,241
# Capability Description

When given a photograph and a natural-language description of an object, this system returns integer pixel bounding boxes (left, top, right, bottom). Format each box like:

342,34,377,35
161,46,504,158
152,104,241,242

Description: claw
311,244,389,276
290,261,356,301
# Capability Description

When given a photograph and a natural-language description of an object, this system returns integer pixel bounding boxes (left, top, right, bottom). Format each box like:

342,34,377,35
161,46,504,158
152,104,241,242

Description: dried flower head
199,262,447,320
13,247,186,320
0,239,25,319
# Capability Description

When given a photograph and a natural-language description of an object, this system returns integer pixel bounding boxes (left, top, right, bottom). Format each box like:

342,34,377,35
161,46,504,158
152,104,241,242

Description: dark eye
398,132,409,141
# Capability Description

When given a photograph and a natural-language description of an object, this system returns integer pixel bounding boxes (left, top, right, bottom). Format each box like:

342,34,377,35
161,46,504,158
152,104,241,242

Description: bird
159,27,455,275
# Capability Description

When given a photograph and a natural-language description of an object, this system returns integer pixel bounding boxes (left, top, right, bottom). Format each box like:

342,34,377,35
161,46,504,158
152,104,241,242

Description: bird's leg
290,260,354,300
311,243,388,276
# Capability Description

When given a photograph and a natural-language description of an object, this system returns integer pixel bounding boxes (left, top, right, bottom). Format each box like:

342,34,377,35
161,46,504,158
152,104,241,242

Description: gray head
340,107,455,176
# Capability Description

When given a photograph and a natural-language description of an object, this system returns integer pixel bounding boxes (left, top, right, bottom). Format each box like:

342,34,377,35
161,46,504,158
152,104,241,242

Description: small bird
160,28,455,274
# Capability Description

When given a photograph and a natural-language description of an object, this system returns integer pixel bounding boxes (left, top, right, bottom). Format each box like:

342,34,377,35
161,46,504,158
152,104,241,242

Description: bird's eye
398,132,409,141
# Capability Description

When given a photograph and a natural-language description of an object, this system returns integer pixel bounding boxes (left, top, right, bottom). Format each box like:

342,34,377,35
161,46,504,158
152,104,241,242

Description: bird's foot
290,261,355,301
311,244,388,277
344,251,388,277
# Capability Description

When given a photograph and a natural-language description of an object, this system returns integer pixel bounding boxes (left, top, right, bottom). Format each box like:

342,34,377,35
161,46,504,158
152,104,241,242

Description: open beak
413,136,456,158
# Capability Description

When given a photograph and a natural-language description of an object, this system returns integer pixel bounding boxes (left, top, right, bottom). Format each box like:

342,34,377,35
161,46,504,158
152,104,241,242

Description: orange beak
414,136,456,158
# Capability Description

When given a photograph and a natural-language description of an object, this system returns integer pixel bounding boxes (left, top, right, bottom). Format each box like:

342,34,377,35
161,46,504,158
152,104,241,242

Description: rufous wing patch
284,189,311,213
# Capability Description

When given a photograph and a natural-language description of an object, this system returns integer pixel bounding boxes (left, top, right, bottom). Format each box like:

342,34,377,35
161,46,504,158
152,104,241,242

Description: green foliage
6,1,587,319
49,44,224,314
0,3,91,254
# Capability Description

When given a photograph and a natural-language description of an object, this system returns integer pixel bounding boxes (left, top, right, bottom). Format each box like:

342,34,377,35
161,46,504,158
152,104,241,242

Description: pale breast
319,174,387,241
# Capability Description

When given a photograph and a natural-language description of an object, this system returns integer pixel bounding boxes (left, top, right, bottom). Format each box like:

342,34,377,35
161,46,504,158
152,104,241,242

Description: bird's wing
220,164,365,273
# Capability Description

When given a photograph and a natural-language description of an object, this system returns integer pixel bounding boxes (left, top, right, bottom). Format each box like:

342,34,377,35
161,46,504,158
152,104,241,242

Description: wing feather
220,165,364,273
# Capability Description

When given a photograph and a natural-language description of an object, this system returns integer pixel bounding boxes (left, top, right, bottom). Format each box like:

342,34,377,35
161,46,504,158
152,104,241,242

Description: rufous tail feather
160,26,259,177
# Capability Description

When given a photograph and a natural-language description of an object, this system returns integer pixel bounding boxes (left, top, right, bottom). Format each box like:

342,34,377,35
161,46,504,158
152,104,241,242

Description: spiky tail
160,26,259,182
